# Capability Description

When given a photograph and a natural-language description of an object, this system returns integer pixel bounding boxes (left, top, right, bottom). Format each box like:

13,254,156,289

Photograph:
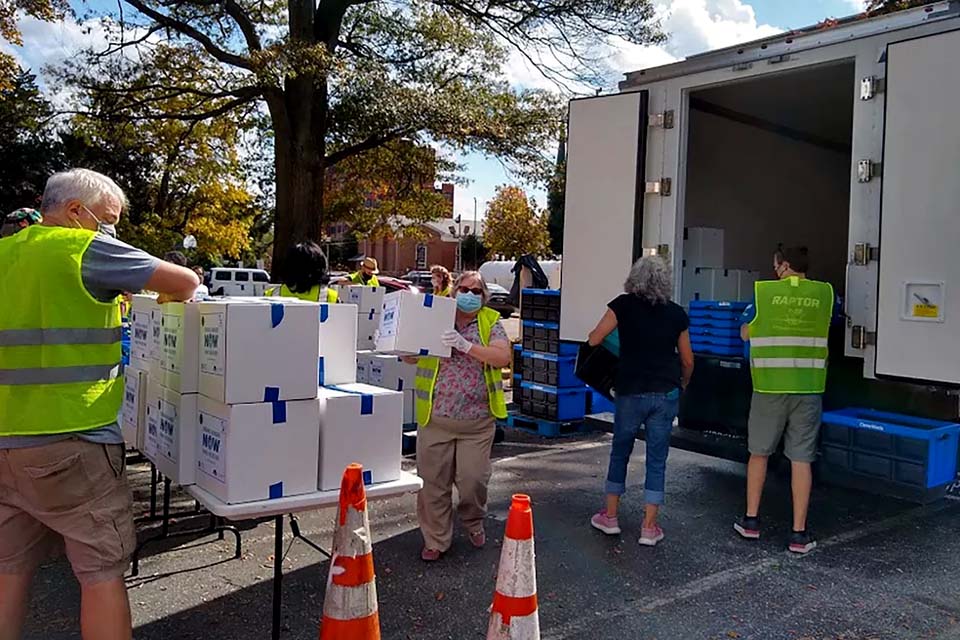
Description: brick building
360,215,485,275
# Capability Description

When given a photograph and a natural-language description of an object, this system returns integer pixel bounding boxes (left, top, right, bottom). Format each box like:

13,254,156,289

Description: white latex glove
442,329,473,354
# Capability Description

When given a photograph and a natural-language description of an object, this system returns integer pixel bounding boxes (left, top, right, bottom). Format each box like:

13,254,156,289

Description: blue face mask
456,291,482,313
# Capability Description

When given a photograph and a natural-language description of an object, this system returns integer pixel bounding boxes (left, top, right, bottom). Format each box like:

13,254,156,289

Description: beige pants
416,414,496,551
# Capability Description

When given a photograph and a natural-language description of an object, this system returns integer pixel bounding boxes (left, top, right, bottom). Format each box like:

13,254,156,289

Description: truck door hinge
860,76,885,100
857,159,881,183
851,326,877,350
853,243,880,266
649,110,674,129
645,178,672,196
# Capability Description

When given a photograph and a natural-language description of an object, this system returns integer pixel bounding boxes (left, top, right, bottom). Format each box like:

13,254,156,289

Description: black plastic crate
517,383,587,422
521,353,579,388
574,343,618,401
520,321,578,356
678,355,752,435
512,344,523,375
521,289,561,323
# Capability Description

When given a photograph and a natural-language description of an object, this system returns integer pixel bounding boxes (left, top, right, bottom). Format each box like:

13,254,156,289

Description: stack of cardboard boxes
680,227,759,306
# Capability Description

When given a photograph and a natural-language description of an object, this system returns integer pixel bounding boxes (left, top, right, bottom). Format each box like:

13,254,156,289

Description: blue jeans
605,391,679,505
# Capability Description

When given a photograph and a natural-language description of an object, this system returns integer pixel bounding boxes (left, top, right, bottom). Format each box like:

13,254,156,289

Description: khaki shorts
0,439,135,584
747,393,822,463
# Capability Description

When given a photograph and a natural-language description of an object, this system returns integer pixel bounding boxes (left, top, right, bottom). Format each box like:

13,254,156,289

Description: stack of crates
514,289,588,423
688,300,748,358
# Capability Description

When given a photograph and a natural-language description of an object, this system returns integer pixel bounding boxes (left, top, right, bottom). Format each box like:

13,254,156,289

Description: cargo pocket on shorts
90,500,136,567
22,451,91,512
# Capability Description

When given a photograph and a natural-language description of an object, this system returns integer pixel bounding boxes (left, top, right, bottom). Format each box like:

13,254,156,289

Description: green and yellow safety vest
0,225,123,435
267,283,338,303
348,272,380,287
414,307,508,426
748,276,834,394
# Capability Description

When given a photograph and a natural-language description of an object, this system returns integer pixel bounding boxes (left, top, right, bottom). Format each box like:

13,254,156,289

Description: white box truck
560,3,960,459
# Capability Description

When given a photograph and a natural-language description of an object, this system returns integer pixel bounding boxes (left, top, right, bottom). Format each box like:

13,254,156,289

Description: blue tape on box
367,309,375,321
362,470,372,485
320,304,329,323
264,387,280,402
419,348,429,356
318,357,325,386
269,482,283,499
270,303,284,328
423,294,434,308
397,379,403,391
263,387,286,423
361,395,374,415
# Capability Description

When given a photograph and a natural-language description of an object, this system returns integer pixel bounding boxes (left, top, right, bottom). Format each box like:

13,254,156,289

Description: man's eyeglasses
457,286,483,296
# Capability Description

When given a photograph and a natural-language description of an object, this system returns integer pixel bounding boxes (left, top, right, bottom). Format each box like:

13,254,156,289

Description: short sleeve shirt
431,318,509,420
0,233,160,449
608,294,689,395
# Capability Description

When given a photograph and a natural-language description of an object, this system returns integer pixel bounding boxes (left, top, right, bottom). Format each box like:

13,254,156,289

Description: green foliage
460,234,489,269
864,0,938,13
56,0,664,268
546,162,565,257
0,0,68,90
483,185,550,260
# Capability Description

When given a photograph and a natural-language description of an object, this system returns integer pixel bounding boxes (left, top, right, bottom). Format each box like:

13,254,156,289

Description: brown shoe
421,548,441,562
469,529,486,548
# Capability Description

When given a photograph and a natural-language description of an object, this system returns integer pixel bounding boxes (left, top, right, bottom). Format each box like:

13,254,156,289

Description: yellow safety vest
266,283,338,303
413,307,508,426
348,272,380,287
0,225,123,435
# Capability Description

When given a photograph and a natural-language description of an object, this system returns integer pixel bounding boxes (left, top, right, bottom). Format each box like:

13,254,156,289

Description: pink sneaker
639,525,665,546
590,510,621,535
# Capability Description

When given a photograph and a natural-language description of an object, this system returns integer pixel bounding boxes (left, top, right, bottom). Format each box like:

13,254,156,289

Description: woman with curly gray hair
586,255,694,546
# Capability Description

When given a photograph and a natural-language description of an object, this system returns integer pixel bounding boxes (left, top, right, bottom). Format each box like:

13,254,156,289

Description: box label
149,311,162,362
200,313,225,376
381,296,400,338
161,314,183,374
368,361,385,385
122,374,139,428
131,313,150,358
144,405,160,457
198,412,227,484
159,398,178,462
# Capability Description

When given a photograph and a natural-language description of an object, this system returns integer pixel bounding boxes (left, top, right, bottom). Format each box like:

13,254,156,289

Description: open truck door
874,29,960,385
559,91,650,342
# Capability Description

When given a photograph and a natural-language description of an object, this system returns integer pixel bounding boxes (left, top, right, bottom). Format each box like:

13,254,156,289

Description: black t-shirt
608,294,689,395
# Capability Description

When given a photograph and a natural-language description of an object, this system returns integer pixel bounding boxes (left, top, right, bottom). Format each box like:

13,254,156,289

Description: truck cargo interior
680,61,855,304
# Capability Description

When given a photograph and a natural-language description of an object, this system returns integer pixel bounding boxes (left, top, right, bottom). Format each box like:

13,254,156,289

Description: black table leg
149,463,158,519
160,477,171,537
272,515,283,640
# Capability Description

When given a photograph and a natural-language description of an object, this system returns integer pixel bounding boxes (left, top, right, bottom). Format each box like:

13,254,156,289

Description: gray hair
41,169,128,219
624,256,673,305
453,270,490,304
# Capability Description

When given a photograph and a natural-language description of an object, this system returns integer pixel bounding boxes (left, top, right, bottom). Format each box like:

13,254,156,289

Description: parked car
400,270,434,290
376,276,419,294
208,267,271,297
486,283,515,318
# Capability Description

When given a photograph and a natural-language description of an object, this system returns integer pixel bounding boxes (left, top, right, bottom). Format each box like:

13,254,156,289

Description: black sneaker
734,515,761,540
788,530,817,554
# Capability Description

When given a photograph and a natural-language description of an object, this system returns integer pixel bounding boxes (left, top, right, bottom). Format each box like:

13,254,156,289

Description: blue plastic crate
690,340,743,357
690,326,741,339
590,390,615,414
521,288,560,298
822,408,960,490
521,320,578,356
690,333,743,347
518,381,587,421
689,316,742,330
689,309,745,321
521,351,580,388
689,300,749,312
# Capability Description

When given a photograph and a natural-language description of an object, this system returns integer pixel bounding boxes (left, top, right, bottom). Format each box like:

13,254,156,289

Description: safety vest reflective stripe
0,327,121,346
415,367,434,379
0,364,121,385
414,389,430,401
751,358,827,369
749,337,828,348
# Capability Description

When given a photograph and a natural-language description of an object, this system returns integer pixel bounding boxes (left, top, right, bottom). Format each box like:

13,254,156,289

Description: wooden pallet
499,412,586,438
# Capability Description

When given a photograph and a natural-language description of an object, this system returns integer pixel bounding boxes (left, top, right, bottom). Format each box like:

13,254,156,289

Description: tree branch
122,0,255,70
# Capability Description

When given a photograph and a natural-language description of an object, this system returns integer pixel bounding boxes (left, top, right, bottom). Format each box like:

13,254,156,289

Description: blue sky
4,0,867,219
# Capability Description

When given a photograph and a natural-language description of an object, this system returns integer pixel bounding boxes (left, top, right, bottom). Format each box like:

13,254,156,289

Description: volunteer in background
586,255,693,547
266,241,338,303
412,270,511,561
735,246,833,554
430,264,452,296
163,250,188,266
0,208,41,238
0,168,199,640
340,256,380,287
192,266,210,300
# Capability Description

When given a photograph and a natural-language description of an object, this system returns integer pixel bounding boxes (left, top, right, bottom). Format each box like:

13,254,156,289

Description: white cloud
844,0,869,11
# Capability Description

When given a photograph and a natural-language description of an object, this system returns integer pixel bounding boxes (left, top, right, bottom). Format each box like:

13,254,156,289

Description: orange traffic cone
487,494,540,639
319,463,380,639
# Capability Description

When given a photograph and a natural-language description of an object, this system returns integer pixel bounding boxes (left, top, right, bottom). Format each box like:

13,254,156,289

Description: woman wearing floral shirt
413,271,512,561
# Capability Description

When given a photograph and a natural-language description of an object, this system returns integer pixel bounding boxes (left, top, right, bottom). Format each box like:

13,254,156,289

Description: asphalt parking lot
17,428,960,640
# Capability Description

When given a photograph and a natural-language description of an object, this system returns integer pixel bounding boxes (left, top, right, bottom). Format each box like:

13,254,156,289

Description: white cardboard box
356,351,374,383
130,295,161,377
198,298,320,404
317,384,403,491
402,388,415,425
734,269,761,302
144,384,199,486
682,266,738,305
195,395,321,504
683,227,725,269
357,311,380,351
159,302,201,394
337,285,387,317
121,368,148,450
368,354,417,393
375,291,456,357
318,302,358,386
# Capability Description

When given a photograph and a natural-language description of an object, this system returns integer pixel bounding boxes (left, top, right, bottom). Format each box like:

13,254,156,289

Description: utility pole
473,197,478,269
455,215,462,272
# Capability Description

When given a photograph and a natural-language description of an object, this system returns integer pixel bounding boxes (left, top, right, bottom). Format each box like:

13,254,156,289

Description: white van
207,268,271,297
